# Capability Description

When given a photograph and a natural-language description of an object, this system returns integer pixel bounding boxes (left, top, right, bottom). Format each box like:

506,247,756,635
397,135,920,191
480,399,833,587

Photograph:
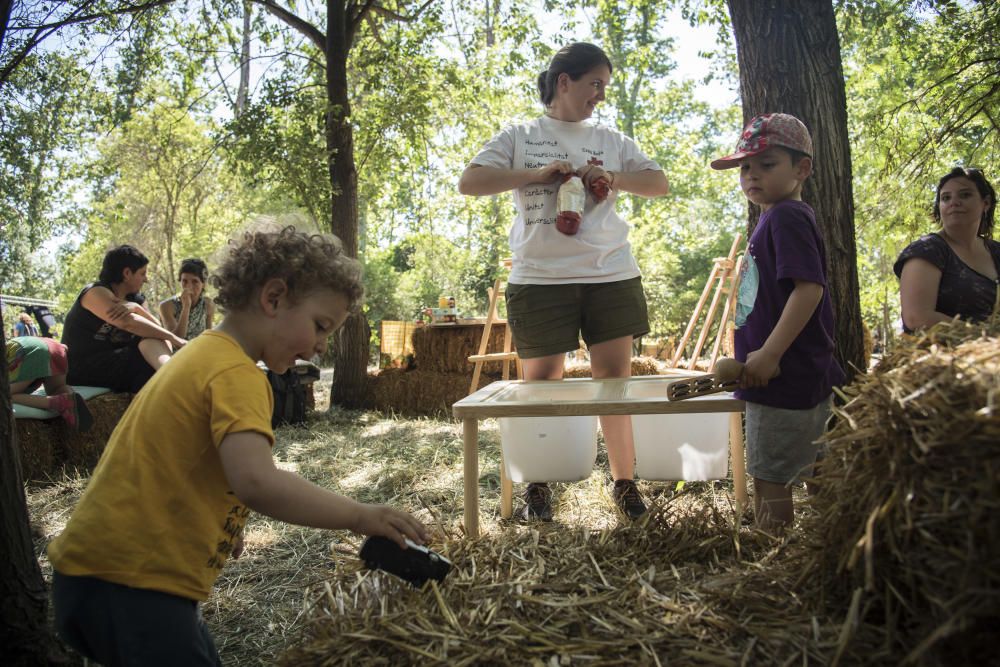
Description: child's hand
354,504,428,549
742,349,781,388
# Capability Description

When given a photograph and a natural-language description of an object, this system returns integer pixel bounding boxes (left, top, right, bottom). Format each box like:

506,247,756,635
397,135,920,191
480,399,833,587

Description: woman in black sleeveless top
895,168,998,333
62,245,188,393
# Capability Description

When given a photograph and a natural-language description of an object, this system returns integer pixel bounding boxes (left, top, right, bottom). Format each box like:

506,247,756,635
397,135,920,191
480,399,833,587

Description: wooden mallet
666,358,783,401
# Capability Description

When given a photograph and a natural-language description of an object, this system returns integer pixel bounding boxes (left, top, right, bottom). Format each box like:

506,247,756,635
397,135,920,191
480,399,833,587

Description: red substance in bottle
555,211,582,235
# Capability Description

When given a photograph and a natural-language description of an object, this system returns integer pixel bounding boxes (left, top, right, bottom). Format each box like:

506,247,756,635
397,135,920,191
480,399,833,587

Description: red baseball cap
710,113,813,170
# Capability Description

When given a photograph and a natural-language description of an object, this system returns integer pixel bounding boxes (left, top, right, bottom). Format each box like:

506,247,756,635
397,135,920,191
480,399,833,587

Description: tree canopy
1,0,997,351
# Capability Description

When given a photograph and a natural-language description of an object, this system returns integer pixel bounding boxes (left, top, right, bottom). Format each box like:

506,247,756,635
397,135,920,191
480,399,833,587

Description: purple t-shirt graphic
733,199,845,409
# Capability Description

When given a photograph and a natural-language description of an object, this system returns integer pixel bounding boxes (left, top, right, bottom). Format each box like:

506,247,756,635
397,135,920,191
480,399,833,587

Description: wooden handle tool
666,358,745,401
666,358,782,401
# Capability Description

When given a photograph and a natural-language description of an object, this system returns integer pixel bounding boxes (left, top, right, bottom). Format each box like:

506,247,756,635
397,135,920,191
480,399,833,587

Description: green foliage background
1,0,997,355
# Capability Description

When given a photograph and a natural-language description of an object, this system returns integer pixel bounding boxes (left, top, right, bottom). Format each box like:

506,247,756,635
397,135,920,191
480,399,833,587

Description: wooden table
452,376,746,538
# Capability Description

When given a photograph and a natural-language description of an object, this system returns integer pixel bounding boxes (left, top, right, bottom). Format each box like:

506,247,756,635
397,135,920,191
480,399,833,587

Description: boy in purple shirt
711,113,845,532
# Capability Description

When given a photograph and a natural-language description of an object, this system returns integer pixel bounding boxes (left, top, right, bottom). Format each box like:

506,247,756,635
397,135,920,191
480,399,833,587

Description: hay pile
287,316,999,664
280,503,850,666
367,369,495,417
16,392,132,482
790,316,1000,663
368,324,513,416
411,325,509,374
564,356,663,378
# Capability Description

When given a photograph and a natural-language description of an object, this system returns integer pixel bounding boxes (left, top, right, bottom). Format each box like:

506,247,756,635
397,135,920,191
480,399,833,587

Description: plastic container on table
497,381,600,483
626,379,730,481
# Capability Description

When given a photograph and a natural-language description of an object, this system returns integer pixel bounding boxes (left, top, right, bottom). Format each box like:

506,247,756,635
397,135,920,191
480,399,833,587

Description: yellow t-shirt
48,330,274,601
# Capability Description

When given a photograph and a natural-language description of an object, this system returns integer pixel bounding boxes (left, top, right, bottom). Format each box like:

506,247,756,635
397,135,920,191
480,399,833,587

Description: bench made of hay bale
411,323,511,375
16,391,133,483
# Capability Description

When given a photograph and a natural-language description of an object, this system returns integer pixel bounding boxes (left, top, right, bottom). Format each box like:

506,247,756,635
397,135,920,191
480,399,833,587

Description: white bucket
496,381,600,483
627,380,731,481
499,416,599,482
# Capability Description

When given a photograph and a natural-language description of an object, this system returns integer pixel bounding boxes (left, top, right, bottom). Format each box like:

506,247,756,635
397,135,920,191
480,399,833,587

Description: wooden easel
670,234,744,371
468,259,521,394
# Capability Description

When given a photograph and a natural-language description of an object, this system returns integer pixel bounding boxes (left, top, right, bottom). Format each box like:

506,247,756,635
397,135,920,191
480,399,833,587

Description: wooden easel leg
501,319,513,381
730,411,747,507
500,451,513,519
464,417,480,538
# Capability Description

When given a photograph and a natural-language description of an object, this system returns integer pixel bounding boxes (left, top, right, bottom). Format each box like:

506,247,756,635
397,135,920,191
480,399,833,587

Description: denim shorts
745,395,833,484
504,277,650,359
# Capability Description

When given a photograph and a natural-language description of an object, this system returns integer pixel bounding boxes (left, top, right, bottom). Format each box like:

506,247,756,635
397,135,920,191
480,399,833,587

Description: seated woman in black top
894,167,999,333
62,245,188,393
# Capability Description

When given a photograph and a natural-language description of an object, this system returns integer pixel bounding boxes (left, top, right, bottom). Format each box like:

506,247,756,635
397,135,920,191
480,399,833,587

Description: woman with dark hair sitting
159,258,215,340
895,167,998,333
62,245,187,393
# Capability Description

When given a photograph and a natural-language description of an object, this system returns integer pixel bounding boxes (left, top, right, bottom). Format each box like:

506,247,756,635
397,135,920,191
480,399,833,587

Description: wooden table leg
463,417,480,538
500,452,513,519
729,411,747,507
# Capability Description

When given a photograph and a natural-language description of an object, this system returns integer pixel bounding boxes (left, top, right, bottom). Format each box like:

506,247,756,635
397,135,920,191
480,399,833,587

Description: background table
453,376,746,538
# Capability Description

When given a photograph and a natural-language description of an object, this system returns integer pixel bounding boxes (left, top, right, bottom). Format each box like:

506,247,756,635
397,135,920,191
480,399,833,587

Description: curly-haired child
49,225,427,666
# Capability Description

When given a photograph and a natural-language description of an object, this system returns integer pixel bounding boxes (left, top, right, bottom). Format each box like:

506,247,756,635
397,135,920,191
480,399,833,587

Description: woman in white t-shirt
458,42,669,523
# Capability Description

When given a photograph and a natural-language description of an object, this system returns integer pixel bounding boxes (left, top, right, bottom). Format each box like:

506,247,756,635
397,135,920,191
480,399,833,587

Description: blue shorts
745,395,833,484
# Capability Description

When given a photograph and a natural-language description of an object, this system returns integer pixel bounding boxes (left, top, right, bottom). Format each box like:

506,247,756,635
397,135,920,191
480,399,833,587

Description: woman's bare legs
520,353,565,381
589,335,635,481
138,338,174,369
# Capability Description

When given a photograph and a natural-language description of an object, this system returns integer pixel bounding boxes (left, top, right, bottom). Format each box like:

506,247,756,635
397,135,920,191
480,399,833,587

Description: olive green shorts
504,277,649,359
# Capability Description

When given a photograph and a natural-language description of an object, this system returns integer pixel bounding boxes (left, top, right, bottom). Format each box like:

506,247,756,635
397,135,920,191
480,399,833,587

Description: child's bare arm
743,280,824,388
218,431,427,547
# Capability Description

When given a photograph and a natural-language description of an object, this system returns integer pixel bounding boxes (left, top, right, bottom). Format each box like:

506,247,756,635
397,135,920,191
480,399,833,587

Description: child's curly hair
212,225,363,313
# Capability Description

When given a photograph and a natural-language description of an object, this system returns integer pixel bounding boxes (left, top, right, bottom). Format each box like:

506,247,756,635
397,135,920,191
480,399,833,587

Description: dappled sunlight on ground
24,407,752,666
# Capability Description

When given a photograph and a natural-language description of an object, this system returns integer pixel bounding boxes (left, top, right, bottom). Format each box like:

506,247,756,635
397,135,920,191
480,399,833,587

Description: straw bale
411,324,510,375
16,392,132,483
793,316,1000,663
564,355,664,378
368,369,493,417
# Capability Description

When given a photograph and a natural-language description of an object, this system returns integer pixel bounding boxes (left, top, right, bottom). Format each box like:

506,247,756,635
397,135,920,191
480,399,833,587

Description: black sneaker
613,479,647,520
520,483,553,522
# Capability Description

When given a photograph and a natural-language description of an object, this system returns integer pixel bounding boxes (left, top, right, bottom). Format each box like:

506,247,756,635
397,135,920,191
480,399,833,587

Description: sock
47,393,77,428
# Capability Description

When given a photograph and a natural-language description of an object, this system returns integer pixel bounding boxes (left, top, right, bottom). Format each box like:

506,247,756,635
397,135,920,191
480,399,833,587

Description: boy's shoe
613,479,647,520
520,483,553,522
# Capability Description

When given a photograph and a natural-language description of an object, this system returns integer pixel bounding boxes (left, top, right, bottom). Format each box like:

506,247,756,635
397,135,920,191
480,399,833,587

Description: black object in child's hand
359,536,452,587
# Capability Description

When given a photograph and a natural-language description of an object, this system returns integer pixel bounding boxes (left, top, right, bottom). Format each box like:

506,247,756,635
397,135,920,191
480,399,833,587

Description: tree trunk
0,316,58,665
0,0,14,57
726,0,865,381
326,0,370,407
235,0,252,117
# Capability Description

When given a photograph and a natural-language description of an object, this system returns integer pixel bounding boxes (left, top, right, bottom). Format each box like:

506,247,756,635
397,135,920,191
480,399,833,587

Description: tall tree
0,318,61,665
0,0,174,85
725,0,865,378
249,0,433,407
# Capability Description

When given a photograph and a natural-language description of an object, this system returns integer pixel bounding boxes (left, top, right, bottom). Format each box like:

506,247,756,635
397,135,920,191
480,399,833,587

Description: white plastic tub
499,416,599,482
626,380,730,481
497,381,600,483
